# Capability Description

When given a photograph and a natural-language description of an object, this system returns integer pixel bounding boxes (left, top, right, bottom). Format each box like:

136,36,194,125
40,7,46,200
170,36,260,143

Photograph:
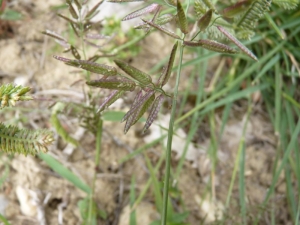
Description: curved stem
161,40,184,225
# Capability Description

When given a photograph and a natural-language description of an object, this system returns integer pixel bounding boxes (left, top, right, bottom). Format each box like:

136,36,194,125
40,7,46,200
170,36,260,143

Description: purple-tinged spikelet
53,56,118,75
86,77,136,91
98,90,125,113
158,42,178,87
122,4,160,21
141,19,182,40
217,26,258,61
122,90,155,123
114,60,152,86
184,40,238,54
143,94,164,133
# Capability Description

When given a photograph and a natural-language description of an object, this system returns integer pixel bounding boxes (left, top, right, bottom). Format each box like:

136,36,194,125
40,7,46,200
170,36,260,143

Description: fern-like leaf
0,123,54,156
194,0,208,17
273,0,299,9
237,0,271,30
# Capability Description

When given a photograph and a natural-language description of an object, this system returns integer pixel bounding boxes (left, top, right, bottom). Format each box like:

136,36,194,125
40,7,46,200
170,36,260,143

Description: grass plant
1,0,300,224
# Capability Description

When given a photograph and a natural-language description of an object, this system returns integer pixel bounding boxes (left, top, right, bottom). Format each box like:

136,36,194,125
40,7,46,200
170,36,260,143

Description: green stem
161,40,184,225
87,118,103,224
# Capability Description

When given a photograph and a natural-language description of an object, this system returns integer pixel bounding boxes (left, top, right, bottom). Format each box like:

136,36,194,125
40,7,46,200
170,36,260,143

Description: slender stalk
161,40,184,225
87,118,103,224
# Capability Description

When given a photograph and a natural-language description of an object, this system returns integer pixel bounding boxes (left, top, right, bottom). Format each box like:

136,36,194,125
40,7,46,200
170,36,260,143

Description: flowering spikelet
135,14,174,29
98,90,125,113
66,0,78,19
86,77,136,91
122,90,155,123
177,0,189,34
221,0,252,18
124,91,155,134
114,60,152,86
217,26,258,60
158,42,178,87
122,4,160,21
143,94,164,133
53,56,117,76
197,9,213,32
141,19,182,40
184,40,238,54
124,91,143,133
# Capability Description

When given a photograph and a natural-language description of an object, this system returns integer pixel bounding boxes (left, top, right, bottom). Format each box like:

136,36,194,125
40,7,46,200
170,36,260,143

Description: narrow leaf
98,90,125,113
141,19,181,40
53,56,117,76
177,0,188,34
86,77,136,91
122,4,160,21
122,90,155,122
221,0,252,18
184,40,239,54
114,60,152,86
217,26,258,60
158,42,178,87
143,94,164,133
39,153,91,194
197,9,213,32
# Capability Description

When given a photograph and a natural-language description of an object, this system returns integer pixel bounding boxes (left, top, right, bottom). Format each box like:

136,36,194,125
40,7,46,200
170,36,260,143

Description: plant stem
87,118,103,223
161,40,184,225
